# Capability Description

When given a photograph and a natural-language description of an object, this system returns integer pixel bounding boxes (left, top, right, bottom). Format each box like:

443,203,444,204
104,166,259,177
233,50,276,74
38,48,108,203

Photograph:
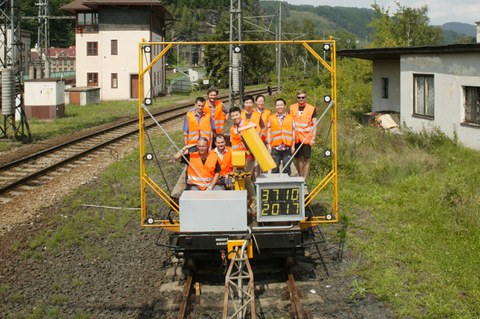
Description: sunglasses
297,96,306,99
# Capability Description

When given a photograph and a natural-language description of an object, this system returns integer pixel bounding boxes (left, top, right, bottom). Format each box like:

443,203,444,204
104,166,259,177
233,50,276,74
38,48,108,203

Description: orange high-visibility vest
241,110,262,134
186,111,212,146
269,113,294,147
211,147,233,177
258,109,271,142
187,152,218,190
204,100,226,134
289,103,315,144
230,125,245,150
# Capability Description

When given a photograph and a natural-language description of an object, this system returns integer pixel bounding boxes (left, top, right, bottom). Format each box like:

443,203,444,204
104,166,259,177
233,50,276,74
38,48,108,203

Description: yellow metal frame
138,39,338,230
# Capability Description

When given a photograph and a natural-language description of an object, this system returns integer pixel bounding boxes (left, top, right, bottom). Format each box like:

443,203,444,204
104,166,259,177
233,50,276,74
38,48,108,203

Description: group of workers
174,87,317,200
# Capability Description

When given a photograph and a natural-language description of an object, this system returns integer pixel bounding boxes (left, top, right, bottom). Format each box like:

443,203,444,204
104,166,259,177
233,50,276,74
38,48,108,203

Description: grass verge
337,118,480,318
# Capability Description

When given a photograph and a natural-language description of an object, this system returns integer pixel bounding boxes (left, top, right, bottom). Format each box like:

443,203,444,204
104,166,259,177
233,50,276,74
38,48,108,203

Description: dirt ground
0,129,394,319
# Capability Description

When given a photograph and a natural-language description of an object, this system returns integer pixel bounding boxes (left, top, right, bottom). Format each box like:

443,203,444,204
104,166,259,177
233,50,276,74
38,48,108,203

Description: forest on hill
19,0,475,49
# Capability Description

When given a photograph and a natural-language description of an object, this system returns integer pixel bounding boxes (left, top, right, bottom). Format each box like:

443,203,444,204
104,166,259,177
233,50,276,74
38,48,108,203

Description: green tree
369,0,442,47
336,58,372,116
202,5,276,89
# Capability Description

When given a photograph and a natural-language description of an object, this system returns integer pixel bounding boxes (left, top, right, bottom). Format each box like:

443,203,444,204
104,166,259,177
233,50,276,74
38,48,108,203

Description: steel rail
287,273,307,319
0,112,183,195
0,87,272,171
178,273,194,319
0,87,274,196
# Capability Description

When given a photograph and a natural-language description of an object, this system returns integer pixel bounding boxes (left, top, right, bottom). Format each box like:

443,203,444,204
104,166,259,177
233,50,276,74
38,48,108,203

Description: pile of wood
363,112,400,131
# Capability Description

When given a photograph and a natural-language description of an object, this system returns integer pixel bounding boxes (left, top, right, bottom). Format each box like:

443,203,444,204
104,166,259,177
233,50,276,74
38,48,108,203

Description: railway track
0,87,274,201
156,257,323,319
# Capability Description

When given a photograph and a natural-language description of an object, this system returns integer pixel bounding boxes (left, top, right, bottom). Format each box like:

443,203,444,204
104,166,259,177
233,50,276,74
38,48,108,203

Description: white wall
25,80,65,106
98,30,151,100
400,52,480,150
76,32,101,87
372,59,401,112
76,30,153,100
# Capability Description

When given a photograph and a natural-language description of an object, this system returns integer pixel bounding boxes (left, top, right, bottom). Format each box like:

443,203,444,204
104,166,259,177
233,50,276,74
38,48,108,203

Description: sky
283,0,480,25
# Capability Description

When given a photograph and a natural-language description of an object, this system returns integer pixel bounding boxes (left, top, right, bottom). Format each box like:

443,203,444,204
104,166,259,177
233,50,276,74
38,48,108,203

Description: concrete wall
400,52,480,150
66,87,101,105
372,59,401,112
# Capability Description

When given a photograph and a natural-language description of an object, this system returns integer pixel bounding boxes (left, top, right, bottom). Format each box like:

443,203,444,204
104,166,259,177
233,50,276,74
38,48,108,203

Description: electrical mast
0,0,31,142
229,0,243,108
36,0,50,78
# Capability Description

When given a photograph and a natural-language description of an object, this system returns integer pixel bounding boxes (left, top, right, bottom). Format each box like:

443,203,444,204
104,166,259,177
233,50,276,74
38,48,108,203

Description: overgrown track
0,87,274,198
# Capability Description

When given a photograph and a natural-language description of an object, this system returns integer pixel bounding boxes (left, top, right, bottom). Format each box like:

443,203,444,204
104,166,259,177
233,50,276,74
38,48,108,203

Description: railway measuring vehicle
137,39,339,318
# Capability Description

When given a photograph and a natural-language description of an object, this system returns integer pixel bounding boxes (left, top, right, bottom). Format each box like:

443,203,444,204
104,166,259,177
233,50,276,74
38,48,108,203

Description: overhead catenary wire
82,204,141,210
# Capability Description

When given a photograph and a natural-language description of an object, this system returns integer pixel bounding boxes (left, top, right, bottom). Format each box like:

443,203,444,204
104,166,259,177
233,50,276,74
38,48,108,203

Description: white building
338,26,480,150
0,30,32,75
61,0,171,101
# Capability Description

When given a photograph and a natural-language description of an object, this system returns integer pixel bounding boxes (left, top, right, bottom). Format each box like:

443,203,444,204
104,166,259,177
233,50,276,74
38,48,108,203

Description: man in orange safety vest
289,90,317,181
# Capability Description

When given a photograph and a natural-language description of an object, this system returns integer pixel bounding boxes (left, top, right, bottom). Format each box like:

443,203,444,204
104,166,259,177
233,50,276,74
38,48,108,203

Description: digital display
256,175,305,222
260,187,301,216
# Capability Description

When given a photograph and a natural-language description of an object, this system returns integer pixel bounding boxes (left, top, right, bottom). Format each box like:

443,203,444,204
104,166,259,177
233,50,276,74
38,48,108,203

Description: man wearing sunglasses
289,90,317,185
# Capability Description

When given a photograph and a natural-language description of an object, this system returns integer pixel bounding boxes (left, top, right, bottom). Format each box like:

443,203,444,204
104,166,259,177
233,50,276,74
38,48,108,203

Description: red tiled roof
30,46,76,61
49,46,76,58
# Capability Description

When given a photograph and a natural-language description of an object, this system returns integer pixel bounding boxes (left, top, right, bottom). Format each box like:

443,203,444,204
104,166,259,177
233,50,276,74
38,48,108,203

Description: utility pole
229,0,243,108
0,0,31,142
276,1,282,92
36,0,50,78
22,1,74,79
259,0,282,92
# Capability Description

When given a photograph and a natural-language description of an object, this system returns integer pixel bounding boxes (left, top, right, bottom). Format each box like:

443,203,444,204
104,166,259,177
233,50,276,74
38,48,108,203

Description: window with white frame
413,74,434,117
111,73,118,88
463,86,480,125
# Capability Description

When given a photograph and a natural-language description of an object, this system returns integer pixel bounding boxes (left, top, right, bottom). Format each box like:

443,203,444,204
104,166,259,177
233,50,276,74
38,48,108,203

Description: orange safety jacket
204,100,226,134
241,110,262,134
269,113,294,147
187,152,218,190
186,111,213,146
257,109,271,142
211,147,233,177
289,103,315,144
230,125,246,151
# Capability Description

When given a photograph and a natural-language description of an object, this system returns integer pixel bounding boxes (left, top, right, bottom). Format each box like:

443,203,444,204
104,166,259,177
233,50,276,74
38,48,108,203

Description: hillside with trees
19,0,474,49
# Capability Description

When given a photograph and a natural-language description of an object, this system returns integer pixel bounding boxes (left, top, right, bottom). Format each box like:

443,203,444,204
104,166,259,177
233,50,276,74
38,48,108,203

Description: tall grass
338,116,480,318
